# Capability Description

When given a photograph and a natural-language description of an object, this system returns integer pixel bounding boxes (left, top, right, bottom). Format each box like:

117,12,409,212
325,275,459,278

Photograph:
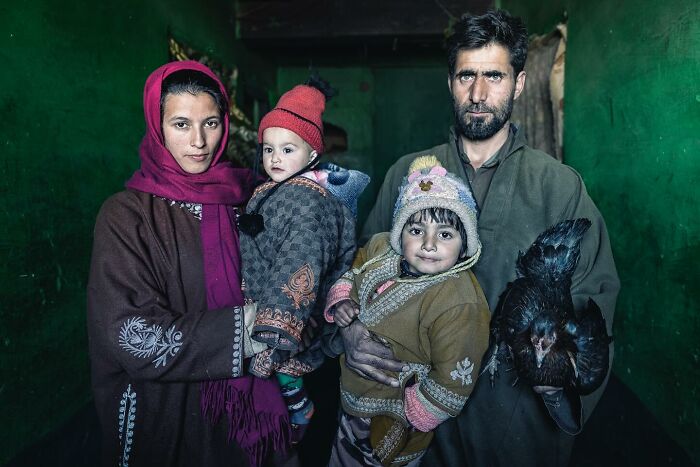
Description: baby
238,77,369,442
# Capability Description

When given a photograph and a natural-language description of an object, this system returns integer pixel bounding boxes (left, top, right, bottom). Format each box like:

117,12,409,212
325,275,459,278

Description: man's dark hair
446,10,528,77
405,207,469,258
160,69,228,121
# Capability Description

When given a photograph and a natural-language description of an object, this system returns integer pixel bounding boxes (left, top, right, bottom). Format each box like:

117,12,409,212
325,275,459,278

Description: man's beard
454,92,514,141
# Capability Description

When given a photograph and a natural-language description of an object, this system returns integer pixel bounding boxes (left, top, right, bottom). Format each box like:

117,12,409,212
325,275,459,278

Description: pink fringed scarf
126,60,290,466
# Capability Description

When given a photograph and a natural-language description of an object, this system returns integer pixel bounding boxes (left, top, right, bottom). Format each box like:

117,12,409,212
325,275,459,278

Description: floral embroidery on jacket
118,317,183,368
118,384,136,467
450,356,474,386
249,348,276,378
278,358,314,377
254,308,305,345
281,263,316,310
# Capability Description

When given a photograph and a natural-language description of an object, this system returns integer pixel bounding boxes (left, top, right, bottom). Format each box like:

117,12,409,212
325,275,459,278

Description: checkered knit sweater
240,176,357,377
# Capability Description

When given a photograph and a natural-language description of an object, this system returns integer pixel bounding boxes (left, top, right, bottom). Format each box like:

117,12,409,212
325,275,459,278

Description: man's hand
335,299,359,327
341,320,407,387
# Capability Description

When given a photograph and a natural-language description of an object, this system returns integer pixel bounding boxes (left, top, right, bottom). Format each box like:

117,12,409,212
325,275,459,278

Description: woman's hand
340,320,407,387
334,299,359,327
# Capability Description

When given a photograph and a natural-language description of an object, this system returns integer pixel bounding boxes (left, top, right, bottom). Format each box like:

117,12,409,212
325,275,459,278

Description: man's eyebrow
455,69,477,77
455,69,508,78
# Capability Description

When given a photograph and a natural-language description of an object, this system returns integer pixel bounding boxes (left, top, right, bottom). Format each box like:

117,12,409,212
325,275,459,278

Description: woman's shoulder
98,190,146,219
95,189,169,233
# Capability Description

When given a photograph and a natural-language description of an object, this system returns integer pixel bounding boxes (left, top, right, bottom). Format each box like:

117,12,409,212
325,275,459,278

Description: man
338,10,620,467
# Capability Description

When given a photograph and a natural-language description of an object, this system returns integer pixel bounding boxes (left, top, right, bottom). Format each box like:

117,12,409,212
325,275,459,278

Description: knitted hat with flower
391,156,481,258
257,75,335,154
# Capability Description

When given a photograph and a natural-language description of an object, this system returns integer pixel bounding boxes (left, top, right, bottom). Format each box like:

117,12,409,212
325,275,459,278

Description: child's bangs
408,207,461,228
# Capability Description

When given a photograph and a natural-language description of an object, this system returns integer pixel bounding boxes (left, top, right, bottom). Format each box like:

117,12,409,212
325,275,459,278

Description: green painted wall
565,0,700,460
0,1,271,463
503,0,700,461
276,64,453,225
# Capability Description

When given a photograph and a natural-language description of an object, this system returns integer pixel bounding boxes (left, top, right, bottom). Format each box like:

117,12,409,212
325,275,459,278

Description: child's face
401,218,463,275
262,127,317,182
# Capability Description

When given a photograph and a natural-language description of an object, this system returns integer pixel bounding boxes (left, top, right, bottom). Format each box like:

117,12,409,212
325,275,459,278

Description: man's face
448,44,526,141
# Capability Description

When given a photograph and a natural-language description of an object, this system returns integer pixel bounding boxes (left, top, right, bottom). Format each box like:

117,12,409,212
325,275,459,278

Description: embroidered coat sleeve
405,276,491,432
87,193,245,382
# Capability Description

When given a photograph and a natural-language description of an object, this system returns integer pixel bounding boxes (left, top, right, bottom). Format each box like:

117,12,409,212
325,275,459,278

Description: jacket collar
450,123,527,168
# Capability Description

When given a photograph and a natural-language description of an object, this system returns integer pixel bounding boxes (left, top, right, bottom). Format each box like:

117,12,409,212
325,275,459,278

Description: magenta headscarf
126,61,289,466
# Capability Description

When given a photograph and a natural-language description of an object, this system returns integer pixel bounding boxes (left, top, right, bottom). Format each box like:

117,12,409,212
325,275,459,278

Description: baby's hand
335,299,359,327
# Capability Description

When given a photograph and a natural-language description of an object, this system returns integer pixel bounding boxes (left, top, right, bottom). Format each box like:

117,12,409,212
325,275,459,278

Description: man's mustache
459,103,497,114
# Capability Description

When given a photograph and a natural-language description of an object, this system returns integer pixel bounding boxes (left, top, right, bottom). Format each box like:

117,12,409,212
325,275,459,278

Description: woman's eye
205,120,219,128
175,122,188,129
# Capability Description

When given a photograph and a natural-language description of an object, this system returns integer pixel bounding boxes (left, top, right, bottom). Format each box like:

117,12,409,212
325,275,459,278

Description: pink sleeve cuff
404,385,447,432
324,281,353,322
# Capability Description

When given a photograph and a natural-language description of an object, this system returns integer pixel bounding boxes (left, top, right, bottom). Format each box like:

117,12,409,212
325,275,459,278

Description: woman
87,61,290,467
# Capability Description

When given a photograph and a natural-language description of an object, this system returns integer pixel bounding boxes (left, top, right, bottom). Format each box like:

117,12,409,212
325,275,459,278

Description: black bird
487,219,612,395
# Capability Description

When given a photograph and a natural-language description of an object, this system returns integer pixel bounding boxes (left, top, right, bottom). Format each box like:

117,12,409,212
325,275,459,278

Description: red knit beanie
257,84,326,154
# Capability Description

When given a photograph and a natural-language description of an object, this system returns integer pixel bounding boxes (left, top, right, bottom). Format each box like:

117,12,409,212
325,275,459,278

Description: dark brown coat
87,190,248,466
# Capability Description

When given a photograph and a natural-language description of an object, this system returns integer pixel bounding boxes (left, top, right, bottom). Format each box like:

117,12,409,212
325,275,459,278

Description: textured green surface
565,1,700,460
500,0,567,35
276,65,453,225
503,0,700,461
0,0,259,463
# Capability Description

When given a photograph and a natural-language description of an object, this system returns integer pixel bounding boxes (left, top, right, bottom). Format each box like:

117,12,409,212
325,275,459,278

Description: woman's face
162,92,223,174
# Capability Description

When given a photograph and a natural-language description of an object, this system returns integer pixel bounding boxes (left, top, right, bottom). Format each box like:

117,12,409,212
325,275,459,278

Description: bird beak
535,342,546,368
536,350,546,368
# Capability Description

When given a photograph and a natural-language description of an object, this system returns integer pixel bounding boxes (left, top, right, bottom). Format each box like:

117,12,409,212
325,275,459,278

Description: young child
238,78,370,442
326,156,490,466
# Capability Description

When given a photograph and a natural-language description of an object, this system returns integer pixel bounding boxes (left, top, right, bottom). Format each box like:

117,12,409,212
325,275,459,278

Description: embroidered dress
239,175,357,378
87,60,290,467
88,191,251,466
329,233,490,465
